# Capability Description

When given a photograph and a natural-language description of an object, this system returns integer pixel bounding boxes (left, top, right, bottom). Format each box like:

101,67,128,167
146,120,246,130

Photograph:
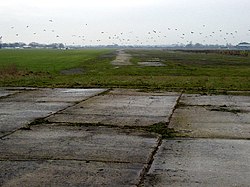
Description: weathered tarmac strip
1,88,250,186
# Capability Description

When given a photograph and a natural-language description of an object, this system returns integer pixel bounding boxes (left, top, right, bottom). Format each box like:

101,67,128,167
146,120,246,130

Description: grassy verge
0,49,249,94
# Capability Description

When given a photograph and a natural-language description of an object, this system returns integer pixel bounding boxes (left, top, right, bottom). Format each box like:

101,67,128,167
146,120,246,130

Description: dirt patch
0,64,25,78
60,68,84,75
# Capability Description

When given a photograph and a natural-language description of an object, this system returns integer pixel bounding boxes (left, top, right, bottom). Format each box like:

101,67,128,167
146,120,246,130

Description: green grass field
0,48,249,94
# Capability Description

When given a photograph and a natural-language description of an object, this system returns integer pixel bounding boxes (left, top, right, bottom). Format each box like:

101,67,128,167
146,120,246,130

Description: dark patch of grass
176,101,187,108
0,64,25,77
209,107,244,114
144,122,180,139
28,118,50,126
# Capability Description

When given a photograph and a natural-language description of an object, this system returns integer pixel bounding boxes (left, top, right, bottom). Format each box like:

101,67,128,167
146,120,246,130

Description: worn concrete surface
142,139,250,187
142,93,250,187
138,61,165,67
180,94,250,107
0,90,19,98
169,94,250,138
0,125,159,163
0,124,160,186
1,88,106,103
0,161,143,187
0,88,106,136
1,88,250,186
111,50,132,66
47,89,180,127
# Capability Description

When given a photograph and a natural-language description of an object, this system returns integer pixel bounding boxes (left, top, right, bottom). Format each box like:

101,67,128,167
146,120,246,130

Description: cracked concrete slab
142,139,250,187
180,94,250,107
0,102,71,137
2,88,107,103
169,94,250,138
0,124,160,163
0,88,19,98
0,88,107,136
47,89,180,127
0,125,160,186
0,160,144,187
2,88,250,186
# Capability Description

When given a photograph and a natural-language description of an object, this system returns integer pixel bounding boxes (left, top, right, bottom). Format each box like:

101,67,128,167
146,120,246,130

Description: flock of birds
1,19,250,46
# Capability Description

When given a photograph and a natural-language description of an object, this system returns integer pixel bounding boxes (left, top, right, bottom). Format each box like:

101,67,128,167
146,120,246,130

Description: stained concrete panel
169,106,250,138
0,89,19,98
0,91,16,98
0,160,143,187
0,125,160,164
181,94,250,108
2,88,107,103
0,88,107,137
47,89,180,127
169,94,250,138
0,102,71,137
142,139,250,187
1,125,159,186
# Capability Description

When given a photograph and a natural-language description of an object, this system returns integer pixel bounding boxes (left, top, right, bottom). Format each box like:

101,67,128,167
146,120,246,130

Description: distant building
23,45,32,49
236,42,250,49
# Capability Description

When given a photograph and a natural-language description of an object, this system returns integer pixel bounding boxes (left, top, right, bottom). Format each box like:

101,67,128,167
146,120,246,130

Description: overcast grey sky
1,0,250,45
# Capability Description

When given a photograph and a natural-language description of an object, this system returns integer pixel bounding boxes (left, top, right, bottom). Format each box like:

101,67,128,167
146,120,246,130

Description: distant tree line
0,42,65,49
176,49,248,57
184,42,232,49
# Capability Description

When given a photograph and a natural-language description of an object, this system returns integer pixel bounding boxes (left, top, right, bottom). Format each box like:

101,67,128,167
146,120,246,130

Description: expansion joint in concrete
137,136,162,187
43,88,111,119
167,92,183,126
0,158,134,164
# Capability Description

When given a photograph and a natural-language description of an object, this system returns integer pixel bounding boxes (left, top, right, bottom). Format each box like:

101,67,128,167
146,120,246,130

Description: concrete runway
0,87,249,186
